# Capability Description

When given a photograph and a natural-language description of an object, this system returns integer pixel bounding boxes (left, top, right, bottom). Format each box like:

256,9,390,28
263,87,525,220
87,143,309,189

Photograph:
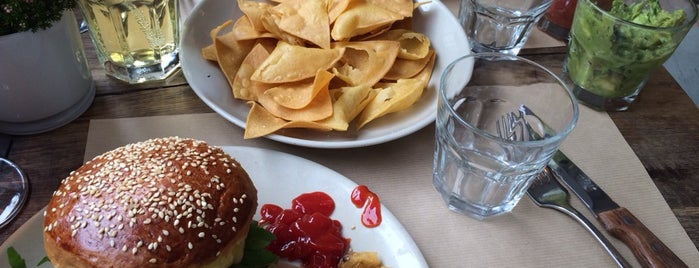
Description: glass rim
583,0,699,31
439,52,580,147
0,157,29,229
468,0,554,17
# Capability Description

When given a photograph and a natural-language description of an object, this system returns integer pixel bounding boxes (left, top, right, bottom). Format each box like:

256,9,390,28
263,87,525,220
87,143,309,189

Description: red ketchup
350,185,382,228
259,192,349,268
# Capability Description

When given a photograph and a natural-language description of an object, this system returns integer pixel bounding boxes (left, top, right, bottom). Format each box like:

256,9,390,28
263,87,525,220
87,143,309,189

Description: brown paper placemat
86,106,699,267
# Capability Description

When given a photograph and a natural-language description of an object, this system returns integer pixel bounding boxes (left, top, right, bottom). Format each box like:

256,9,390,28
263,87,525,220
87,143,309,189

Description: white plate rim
0,146,427,267
179,0,471,149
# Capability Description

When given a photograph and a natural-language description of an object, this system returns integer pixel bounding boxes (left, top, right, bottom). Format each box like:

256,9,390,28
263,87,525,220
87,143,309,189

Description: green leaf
230,221,278,268
245,222,276,250
238,248,279,268
6,247,27,268
36,256,50,266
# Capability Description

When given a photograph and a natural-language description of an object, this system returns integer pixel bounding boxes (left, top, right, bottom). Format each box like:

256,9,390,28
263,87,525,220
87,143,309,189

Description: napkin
85,106,699,267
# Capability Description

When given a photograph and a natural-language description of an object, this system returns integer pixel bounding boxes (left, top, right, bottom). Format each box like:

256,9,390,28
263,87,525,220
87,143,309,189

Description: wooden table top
1,25,697,253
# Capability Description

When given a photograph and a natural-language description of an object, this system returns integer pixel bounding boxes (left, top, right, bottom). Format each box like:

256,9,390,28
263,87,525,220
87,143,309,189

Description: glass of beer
77,0,180,84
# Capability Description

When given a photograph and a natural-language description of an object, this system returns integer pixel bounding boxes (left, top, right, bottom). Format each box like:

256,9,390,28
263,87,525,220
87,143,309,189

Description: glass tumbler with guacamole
564,0,697,111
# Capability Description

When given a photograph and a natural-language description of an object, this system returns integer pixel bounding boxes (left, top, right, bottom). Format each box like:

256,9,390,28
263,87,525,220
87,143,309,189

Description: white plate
0,146,427,267
180,0,471,148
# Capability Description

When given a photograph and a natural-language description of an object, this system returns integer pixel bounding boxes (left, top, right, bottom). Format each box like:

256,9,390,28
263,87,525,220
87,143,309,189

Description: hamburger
42,137,259,267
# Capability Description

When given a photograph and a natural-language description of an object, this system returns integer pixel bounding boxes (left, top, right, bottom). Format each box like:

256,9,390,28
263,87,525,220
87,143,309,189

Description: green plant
0,0,76,35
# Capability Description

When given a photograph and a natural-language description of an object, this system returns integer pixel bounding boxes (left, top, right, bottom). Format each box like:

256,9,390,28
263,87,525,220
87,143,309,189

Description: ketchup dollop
260,192,349,268
350,185,382,228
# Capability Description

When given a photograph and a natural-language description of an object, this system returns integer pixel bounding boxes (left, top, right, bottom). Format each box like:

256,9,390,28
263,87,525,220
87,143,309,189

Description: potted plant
0,0,75,35
0,0,95,135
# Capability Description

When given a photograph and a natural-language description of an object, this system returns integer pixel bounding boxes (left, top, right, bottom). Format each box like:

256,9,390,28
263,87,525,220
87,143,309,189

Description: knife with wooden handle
518,104,688,267
549,152,688,268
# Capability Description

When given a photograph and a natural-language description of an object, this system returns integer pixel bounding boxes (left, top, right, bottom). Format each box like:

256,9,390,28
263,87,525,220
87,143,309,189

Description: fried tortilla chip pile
202,0,436,139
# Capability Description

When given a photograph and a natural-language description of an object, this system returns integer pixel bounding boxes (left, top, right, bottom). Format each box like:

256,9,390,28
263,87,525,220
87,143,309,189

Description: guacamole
565,0,687,98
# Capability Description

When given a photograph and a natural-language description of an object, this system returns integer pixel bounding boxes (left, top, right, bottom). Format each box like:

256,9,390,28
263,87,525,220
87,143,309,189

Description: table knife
548,151,688,268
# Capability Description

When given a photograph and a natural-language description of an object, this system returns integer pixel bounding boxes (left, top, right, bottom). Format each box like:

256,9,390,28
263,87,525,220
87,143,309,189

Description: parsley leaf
7,247,27,268
37,257,50,266
231,220,278,268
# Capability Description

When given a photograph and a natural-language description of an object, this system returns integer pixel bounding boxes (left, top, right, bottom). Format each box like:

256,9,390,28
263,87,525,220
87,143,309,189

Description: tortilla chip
244,101,332,139
237,0,273,32
328,0,352,24
202,44,217,62
212,20,257,100
372,29,430,60
232,15,276,40
316,84,376,131
232,42,274,101
264,69,335,109
351,23,394,41
390,16,414,31
356,51,435,129
261,5,307,46
331,40,401,86
257,79,334,121
366,0,414,18
384,49,434,80
331,2,403,41
251,41,342,83
269,0,331,48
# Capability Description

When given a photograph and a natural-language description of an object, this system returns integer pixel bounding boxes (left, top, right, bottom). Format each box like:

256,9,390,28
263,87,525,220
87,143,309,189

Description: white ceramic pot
0,10,95,135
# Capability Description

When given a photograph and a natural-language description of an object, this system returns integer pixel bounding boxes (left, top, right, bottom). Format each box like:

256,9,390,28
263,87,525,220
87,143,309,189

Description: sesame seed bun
42,137,258,267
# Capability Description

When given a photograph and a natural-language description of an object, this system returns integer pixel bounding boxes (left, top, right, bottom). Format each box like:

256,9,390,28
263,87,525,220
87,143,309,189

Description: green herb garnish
231,220,278,268
36,257,50,266
6,247,26,268
6,247,50,268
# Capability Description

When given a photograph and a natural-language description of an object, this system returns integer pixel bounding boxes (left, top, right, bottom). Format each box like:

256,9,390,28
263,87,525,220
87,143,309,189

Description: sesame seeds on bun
42,137,258,267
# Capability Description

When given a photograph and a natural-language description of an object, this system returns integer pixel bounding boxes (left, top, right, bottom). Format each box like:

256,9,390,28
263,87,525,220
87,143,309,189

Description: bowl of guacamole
564,0,697,109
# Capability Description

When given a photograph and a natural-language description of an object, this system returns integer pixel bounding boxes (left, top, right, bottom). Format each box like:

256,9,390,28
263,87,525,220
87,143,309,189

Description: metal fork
528,167,631,268
496,110,631,268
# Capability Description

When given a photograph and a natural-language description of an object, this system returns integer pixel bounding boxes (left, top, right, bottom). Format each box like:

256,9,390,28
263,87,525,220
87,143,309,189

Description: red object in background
538,0,578,41
260,192,349,268
350,185,382,228
546,0,578,29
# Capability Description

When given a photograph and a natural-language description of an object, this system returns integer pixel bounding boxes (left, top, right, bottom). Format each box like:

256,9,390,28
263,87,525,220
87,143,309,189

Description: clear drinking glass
563,0,698,111
458,0,553,55
77,0,181,84
0,157,29,229
433,53,578,220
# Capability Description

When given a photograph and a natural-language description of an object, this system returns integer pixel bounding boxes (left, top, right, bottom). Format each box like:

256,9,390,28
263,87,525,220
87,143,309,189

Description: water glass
0,157,29,229
434,53,578,220
77,0,181,84
458,0,553,55
564,0,697,111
